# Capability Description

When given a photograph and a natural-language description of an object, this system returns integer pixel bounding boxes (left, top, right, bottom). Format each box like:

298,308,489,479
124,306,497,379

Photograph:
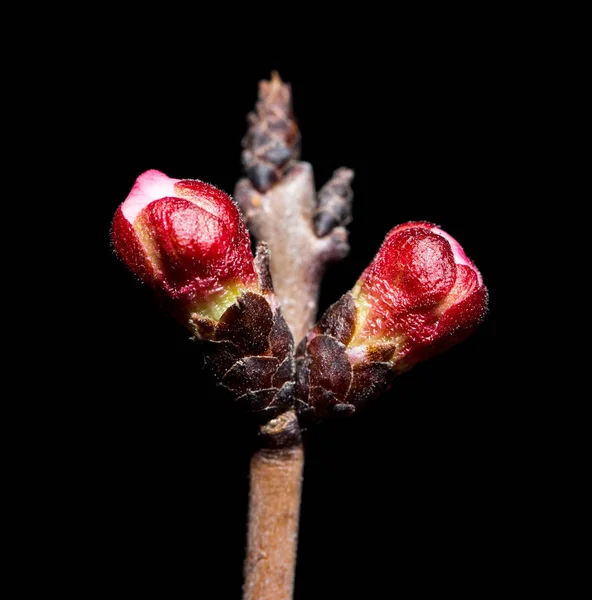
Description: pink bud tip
353,222,487,370
111,170,256,304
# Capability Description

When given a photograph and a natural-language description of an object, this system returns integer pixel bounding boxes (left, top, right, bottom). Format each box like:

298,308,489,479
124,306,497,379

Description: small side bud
313,168,354,237
296,222,488,420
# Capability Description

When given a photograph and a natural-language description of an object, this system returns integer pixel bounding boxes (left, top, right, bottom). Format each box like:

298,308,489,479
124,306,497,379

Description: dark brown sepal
216,292,274,355
222,356,279,391
254,242,274,293
295,337,308,359
200,287,295,418
307,335,352,398
269,302,294,362
233,381,294,419
272,381,296,415
295,296,398,420
234,389,278,413
203,340,243,380
273,356,295,388
313,293,357,346
308,387,340,420
294,347,309,396
345,363,394,407
295,333,362,422
365,342,398,363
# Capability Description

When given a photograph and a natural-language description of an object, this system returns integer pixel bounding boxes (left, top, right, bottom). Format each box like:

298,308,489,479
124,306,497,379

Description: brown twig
237,73,354,599
242,411,303,600
236,73,353,344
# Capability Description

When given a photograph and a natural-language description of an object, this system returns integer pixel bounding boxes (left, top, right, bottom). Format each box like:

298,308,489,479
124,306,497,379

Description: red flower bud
111,172,295,417
295,222,487,420
111,170,257,316
351,222,487,371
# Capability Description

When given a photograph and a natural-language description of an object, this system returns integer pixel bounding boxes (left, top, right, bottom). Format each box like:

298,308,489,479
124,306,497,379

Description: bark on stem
238,73,353,599
237,163,351,343
242,411,303,600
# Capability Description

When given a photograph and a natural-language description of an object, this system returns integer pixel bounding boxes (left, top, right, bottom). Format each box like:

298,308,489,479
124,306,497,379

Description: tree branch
242,411,303,600
238,72,354,600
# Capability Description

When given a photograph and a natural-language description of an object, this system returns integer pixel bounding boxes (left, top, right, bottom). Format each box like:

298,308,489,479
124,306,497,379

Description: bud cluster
112,173,487,421
295,223,488,420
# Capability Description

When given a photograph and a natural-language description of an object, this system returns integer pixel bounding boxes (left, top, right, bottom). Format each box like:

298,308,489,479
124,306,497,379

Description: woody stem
239,72,353,600
242,411,303,600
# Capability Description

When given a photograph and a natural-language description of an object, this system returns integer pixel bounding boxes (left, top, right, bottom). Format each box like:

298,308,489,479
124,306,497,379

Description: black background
64,28,534,597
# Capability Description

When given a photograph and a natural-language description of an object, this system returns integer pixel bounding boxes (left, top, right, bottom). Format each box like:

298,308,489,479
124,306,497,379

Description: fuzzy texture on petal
111,170,257,305
296,221,488,420
120,169,180,223
352,222,487,358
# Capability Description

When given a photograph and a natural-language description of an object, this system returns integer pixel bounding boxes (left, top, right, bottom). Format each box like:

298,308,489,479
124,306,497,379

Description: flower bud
111,169,257,319
295,222,487,420
111,170,295,417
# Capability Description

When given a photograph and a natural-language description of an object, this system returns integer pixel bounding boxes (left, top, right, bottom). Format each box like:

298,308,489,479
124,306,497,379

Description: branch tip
242,72,301,193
